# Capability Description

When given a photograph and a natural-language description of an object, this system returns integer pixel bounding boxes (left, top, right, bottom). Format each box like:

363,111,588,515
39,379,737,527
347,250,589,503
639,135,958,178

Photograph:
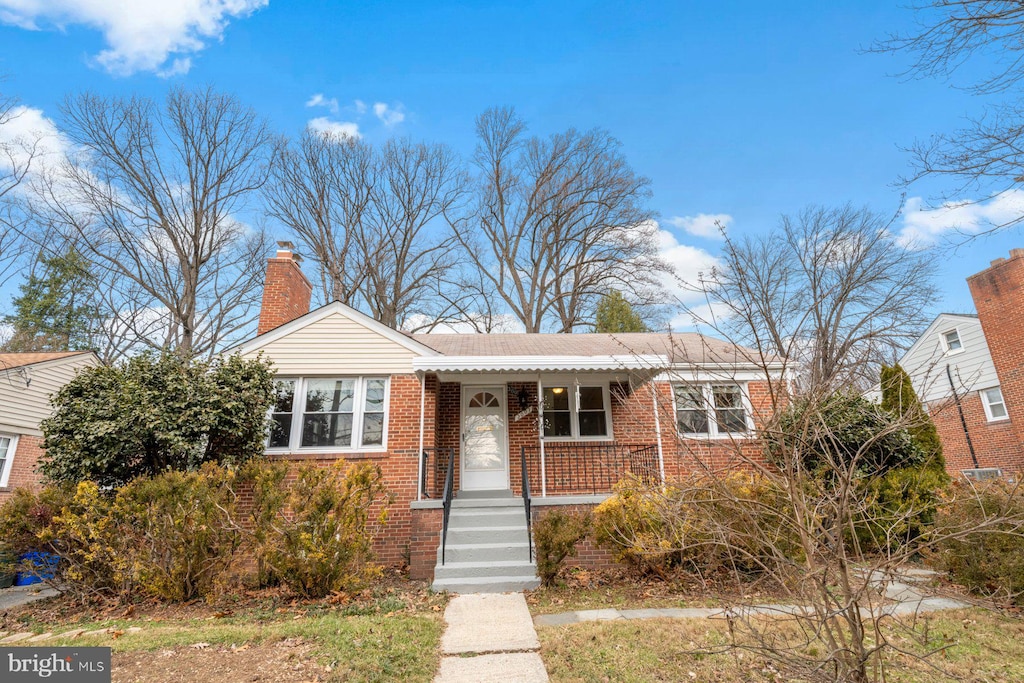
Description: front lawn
538,607,1024,682
1,579,448,683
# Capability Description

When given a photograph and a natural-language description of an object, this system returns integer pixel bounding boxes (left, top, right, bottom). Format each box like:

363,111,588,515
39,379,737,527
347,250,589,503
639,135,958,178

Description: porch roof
409,332,776,374
410,354,669,374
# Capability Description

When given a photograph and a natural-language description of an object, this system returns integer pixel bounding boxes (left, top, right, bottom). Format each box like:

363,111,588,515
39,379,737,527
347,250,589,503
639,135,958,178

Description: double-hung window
542,383,612,439
673,383,751,437
268,377,389,451
982,386,1009,422
0,434,17,488
942,329,963,354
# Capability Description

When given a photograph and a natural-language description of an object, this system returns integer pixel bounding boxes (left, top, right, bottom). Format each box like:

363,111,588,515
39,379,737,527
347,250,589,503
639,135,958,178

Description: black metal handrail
439,447,456,565
520,445,533,563
522,442,660,495
420,448,451,499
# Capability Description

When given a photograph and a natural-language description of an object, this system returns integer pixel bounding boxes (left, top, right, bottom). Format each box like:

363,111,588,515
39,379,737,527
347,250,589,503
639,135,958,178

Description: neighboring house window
674,383,751,437
267,377,389,451
542,384,612,439
0,434,17,488
942,329,963,354
982,386,1009,422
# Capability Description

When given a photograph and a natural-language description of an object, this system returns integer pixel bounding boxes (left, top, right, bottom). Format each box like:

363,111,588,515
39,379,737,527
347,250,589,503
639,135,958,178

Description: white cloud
306,117,360,139
354,99,367,115
305,93,339,114
0,0,268,77
373,102,405,127
665,212,732,239
402,313,525,334
0,105,72,183
647,222,722,329
898,192,1024,247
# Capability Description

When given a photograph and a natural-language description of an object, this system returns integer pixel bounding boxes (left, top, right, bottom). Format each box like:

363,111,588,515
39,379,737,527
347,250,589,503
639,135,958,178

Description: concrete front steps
431,490,541,594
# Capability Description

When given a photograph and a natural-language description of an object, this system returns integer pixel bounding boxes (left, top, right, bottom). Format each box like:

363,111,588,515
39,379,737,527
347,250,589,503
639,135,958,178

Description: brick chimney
257,241,313,335
968,248,1024,448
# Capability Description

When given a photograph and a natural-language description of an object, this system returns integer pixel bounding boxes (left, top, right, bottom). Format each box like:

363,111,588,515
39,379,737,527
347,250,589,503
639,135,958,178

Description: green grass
538,608,1024,682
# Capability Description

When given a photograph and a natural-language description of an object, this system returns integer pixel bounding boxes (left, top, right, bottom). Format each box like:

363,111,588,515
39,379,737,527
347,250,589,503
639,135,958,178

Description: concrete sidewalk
435,593,548,683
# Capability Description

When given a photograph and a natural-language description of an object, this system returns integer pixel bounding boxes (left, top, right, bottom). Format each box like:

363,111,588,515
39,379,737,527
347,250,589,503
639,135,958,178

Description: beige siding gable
243,310,419,375
0,355,99,437
901,315,999,404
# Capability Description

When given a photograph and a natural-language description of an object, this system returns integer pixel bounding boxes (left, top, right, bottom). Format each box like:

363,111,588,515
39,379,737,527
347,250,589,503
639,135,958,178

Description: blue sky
0,0,1019,320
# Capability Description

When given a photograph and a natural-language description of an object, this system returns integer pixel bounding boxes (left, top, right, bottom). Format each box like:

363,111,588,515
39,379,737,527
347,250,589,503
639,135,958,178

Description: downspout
417,374,426,501
537,377,547,497
651,380,666,485
946,364,980,469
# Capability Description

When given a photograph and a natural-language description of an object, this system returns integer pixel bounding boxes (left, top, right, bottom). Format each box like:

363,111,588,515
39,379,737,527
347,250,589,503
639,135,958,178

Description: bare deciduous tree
0,86,40,289
690,205,938,394
452,107,665,333
35,87,272,358
266,132,466,330
265,130,375,306
878,2,1024,233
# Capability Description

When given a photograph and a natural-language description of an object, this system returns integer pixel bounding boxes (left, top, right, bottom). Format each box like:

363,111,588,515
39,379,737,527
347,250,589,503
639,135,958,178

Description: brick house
0,351,100,503
235,244,785,589
897,249,1024,479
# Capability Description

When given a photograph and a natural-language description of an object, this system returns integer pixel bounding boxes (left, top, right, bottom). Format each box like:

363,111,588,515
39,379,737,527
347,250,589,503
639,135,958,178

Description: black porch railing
420,448,454,499
521,442,660,496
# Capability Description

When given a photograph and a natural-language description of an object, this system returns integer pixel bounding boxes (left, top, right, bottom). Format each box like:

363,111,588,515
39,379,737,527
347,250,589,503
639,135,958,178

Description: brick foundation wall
408,508,442,580
929,392,1024,475
0,434,45,504
532,503,617,571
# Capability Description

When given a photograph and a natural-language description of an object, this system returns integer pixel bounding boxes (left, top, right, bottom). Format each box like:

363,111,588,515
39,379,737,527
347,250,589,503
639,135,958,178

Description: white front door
461,386,509,491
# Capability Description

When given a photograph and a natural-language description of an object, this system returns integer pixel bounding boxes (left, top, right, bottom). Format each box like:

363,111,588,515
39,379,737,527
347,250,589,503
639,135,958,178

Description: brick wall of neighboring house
928,392,1024,475
257,248,312,335
0,434,46,503
968,249,1024,469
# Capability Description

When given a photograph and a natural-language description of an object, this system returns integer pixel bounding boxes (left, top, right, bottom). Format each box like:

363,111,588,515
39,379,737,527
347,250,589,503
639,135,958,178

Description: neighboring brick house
0,351,100,503
898,249,1024,479
235,244,786,588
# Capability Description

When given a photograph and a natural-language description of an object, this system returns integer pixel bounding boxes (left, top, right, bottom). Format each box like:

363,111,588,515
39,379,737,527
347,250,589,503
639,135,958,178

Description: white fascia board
228,301,440,357
412,354,669,374
657,364,786,383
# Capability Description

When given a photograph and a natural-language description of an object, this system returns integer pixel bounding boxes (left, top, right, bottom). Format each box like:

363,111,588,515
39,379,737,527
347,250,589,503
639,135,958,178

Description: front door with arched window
461,386,508,490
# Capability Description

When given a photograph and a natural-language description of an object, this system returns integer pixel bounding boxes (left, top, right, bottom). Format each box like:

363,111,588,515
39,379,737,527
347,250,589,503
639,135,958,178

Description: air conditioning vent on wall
961,468,1003,481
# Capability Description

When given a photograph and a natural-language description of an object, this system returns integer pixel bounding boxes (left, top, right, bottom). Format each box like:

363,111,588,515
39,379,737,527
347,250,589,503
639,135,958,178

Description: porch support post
537,378,547,497
417,374,426,501
652,382,666,485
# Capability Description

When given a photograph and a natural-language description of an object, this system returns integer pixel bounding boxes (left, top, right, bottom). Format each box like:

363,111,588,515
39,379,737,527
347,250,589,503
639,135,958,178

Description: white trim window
541,383,613,440
0,433,17,488
673,383,752,437
267,377,389,451
982,386,1009,422
941,328,964,354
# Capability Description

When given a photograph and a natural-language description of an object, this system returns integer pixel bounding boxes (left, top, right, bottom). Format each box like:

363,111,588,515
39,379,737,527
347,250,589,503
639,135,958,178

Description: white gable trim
897,313,983,368
231,301,440,357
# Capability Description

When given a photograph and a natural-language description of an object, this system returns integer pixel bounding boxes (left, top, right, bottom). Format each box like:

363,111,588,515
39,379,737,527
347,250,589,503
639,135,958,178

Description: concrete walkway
435,593,548,683
534,572,970,627
0,584,58,612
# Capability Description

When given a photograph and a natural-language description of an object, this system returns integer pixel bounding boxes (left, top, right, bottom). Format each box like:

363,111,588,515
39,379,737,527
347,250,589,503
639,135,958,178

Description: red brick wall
0,434,45,504
928,392,1024,475
532,504,617,571
257,255,313,335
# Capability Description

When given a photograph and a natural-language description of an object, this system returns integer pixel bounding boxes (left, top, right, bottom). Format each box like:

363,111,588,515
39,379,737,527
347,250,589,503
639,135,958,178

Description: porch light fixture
551,387,565,394
510,386,531,410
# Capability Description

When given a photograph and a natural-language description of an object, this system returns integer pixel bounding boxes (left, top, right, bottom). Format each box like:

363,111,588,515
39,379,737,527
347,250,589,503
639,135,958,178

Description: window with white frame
541,383,612,439
673,383,751,437
982,386,1009,422
0,434,17,488
267,377,389,450
942,329,963,353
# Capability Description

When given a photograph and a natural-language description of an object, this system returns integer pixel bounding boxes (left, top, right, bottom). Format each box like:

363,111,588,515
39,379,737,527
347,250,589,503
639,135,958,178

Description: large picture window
542,383,612,439
268,377,389,451
673,383,751,437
